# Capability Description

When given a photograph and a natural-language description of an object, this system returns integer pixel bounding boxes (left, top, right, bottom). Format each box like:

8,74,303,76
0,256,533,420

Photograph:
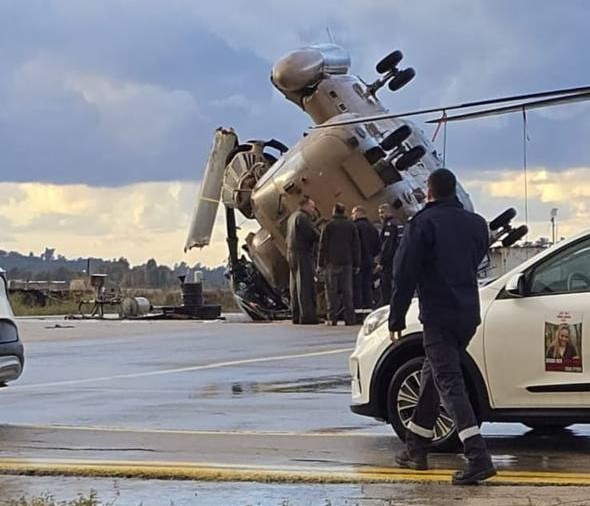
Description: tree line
0,248,227,289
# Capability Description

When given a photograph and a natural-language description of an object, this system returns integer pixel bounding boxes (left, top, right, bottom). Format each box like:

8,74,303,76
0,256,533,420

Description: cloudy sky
1,0,589,266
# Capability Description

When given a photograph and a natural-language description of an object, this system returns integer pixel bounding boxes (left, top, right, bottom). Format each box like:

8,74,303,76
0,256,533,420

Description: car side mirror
505,273,525,297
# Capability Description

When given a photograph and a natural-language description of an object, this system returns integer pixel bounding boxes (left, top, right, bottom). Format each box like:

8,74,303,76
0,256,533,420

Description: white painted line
7,347,353,391
3,423,386,438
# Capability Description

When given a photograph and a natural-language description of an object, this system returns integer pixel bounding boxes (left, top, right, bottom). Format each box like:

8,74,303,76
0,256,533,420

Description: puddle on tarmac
230,375,351,395
192,375,351,399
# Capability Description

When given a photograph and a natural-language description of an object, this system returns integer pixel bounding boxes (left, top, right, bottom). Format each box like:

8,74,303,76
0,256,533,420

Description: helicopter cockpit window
528,238,590,295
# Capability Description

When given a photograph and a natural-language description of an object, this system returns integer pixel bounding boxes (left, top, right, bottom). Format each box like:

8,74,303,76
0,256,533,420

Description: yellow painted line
0,459,590,485
3,423,386,438
8,347,353,390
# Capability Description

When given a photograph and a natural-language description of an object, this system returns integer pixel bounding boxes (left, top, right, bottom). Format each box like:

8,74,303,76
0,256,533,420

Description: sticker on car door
545,311,583,373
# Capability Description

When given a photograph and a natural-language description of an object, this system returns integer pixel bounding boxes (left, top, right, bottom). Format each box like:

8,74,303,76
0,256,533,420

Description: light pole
550,208,558,245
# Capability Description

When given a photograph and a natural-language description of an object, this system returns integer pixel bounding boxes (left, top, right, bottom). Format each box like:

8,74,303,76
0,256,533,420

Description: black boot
395,449,428,471
452,458,496,485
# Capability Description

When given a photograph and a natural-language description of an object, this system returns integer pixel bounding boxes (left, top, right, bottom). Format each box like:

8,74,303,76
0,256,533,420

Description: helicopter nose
272,49,324,92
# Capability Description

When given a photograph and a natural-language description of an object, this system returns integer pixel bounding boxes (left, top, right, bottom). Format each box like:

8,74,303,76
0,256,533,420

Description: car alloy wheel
397,369,455,442
387,356,461,452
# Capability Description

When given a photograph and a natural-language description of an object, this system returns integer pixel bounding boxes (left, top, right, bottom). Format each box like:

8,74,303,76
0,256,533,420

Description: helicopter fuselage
243,44,472,296
185,43,522,320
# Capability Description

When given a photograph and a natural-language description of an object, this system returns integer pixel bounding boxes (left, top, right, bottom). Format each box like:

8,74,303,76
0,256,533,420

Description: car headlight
361,306,390,337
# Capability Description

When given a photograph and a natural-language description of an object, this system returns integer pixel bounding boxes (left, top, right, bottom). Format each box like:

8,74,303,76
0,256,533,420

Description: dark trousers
325,264,354,324
380,268,393,306
406,324,491,465
289,253,317,324
354,266,373,309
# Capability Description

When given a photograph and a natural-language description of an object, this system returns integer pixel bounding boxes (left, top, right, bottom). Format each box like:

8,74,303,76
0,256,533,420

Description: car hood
360,282,503,344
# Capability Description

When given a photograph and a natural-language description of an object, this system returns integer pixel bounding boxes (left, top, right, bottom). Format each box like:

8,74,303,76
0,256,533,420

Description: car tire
523,422,572,432
386,356,461,452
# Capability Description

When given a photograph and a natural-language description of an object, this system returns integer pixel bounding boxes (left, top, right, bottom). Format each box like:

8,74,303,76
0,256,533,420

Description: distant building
484,246,546,279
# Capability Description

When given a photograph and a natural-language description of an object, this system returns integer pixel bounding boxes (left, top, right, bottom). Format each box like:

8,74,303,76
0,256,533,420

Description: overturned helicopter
185,44,590,320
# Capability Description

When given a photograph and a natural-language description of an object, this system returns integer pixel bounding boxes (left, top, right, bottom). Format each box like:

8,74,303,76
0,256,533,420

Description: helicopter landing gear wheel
489,208,517,231
502,225,528,247
376,50,403,74
380,125,412,151
395,145,426,171
389,68,416,91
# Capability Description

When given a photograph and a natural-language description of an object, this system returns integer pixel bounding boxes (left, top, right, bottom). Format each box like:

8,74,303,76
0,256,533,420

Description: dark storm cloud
1,0,589,185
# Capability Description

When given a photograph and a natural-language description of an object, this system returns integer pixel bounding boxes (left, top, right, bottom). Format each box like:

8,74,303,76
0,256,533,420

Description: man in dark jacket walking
389,169,495,485
377,203,399,306
352,205,380,309
286,195,319,325
318,203,361,326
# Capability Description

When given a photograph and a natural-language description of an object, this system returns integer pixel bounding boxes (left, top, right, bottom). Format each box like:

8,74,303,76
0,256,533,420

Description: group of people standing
286,196,400,326
287,168,496,484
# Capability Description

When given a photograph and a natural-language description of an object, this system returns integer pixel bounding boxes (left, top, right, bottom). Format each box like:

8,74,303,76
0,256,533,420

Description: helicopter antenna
326,27,335,43
522,107,530,241
443,117,448,167
431,110,448,166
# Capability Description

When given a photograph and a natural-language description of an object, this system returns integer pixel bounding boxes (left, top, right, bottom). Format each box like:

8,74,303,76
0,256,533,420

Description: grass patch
10,288,238,317
9,293,117,318
6,490,112,506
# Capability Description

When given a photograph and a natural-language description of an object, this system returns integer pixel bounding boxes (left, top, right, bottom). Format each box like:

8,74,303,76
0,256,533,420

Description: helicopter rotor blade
426,91,590,123
313,85,590,129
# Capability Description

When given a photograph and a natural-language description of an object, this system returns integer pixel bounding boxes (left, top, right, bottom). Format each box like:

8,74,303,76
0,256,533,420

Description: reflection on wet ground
4,423,590,476
230,374,350,396
3,476,590,506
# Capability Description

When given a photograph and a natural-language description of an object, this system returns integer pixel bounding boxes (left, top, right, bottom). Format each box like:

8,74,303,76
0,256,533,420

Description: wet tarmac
2,317,590,502
2,475,590,505
4,317,370,433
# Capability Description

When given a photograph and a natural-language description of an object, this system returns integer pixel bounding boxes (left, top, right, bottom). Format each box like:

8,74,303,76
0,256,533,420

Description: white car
350,230,590,450
0,268,24,384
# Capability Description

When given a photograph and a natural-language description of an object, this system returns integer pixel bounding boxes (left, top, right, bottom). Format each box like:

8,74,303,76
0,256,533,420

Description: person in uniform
376,203,398,306
318,203,360,326
352,205,381,309
388,168,495,485
286,195,319,325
